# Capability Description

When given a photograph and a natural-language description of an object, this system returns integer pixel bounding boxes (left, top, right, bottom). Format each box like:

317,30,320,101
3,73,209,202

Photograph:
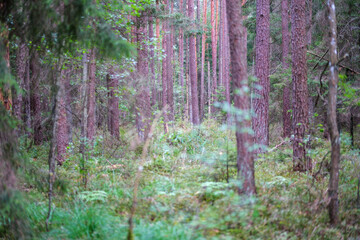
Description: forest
0,0,359,239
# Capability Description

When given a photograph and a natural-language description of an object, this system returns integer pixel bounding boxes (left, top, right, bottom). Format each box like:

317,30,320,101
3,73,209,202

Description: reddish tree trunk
136,16,152,140
327,0,340,225
87,48,96,142
107,67,120,138
282,0,291,138
219,0,224,87
226,0,256,195
208,60,211,115
30,51,43,145
224,11,231,123
306,0,312,46
253,0,270,149
65,66,73,142
13,42,28,127
56,65,69,165
210,0,217,113
189,0,200,124
162,1,169,132
179,0,185,118
24,58,31,132
291,0,311,171
149,16,156,107
167,2,174,121
200,0,207,120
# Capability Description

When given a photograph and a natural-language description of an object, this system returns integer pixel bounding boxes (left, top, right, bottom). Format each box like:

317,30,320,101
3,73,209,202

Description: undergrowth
7,120,360,239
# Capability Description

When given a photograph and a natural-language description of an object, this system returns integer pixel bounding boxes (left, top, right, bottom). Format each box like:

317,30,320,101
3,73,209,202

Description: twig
127,107,167,240
312,49,329,71
268,139,289,152
308,51,359,74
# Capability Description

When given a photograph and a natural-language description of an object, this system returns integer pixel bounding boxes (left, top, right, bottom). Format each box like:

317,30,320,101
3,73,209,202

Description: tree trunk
30,51,43,145
24,58,31,133
253,0,270,149
87,48,96,143
13,42,28,130
107,67,120,138
306,0,312,46
224,11,231,124
162,2,169,132
282,0,291,138
189,0,200,125
200,0,207,121
291,0,311,171
65,66,73,142
136,15,152,140
179,0,185,117
327,0,340,225
208,60,211,116
149,16,156,107
56,65,69,165
226,0,256,195
210,0,217,114
167,2,174,121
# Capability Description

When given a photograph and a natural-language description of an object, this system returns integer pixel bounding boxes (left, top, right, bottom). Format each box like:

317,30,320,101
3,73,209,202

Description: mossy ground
11,120,360,239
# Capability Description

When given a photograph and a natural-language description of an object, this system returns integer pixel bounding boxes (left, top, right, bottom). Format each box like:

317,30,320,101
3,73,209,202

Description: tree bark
327,0,340,225
200,0,207,120
87,48,96,143
306,0,312,46
30,51,43,145
224,11,231,123
189,0,200,124
179,0,185,117
107,67,120,138
282,0,291,138
253,0,270,149
210,0,217,114
162,1,169,132
291,0,311,171
136,15,152,140
167,2,174,121
13,42,28,130
149,16,156,107
56,65,69,165
226,0,256,195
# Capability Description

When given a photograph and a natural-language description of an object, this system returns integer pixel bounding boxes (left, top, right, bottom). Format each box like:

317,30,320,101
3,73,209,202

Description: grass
5,120,360,239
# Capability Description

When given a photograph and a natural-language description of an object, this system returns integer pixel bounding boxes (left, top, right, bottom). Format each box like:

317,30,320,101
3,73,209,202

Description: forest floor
20,120,360,239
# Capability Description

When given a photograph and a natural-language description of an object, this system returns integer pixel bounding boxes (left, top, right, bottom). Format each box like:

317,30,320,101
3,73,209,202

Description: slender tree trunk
107,66,120,138
208,60,211,116
13,42,28,129
282,0,291,138
327,0,340,225
87,48,96,143
149,16,156,107
56,65,69,165
162,1,169,132
136,15,152,140
167,2,174,121
200,0,207,120
30,51,43,145
210,0,217,113
253,0,270,149
224,12,231,123
24,58,31,133
226,0,256,195
291,0,311,171
179,0,185,117
189,0,200,124
79,53,89,188
65,66,73,142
